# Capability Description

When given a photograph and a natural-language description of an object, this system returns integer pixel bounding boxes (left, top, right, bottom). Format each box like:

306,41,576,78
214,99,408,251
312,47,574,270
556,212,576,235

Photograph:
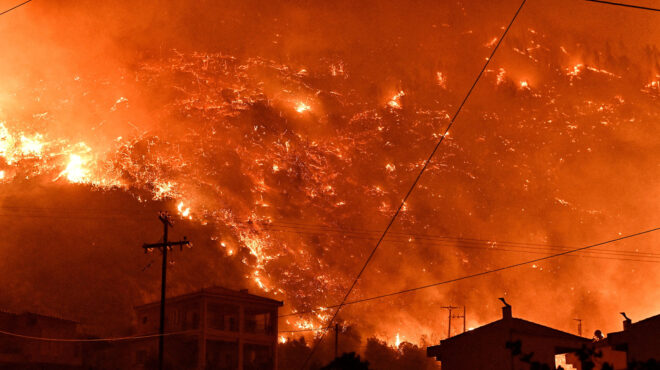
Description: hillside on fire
0,0,659,369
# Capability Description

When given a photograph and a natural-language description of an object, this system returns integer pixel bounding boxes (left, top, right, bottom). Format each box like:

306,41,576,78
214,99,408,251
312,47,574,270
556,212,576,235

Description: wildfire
567,64,584,78
295,102,311,113
0,14,658,345
19,134,44,157
177,201,192,219
58,154,89,183
387,91,405,109
436,72,447,88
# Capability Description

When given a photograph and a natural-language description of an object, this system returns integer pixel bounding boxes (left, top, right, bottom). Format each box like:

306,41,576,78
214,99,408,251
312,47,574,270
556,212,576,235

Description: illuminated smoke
0,0,659,344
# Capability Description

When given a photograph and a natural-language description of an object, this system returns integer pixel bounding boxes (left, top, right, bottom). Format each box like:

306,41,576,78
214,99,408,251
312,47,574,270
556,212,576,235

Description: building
129,286,283,370
427,300,590,370
585,312,660,369
0,310,82,369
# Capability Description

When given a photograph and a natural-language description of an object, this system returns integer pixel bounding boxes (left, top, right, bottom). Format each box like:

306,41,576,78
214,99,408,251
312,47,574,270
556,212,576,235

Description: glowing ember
177,201,192,219
295,102,311,113
436,72,447,88
387,90,405,109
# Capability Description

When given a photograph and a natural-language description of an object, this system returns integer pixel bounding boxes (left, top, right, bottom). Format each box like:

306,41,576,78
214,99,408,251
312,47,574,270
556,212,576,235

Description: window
207,303,239,331
245,310,273,334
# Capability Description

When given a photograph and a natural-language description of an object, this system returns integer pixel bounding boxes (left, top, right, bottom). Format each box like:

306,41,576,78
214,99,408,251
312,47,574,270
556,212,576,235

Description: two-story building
130,286,283,370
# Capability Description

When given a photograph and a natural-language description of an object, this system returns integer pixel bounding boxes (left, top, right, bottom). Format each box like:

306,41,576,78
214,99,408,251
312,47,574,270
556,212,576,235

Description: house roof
135,286,284,310
428,317,589,358
606,313,660,345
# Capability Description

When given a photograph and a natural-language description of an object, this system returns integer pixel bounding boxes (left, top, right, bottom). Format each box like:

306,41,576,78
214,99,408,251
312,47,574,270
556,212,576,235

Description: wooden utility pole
441,306,459,338
453,306,466,333
142,212,191,370
334,323,339,358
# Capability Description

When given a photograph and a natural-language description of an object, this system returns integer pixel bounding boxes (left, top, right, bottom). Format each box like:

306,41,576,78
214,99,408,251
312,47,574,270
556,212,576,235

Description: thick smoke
0,0,659,342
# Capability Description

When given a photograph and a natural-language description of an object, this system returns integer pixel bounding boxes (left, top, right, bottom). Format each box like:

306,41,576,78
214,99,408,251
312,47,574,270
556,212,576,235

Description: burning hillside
0,0,659,345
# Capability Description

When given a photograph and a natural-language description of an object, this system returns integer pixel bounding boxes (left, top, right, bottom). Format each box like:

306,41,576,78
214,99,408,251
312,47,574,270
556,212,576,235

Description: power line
0,0,32,16
262,223,660,261
583,0,660,12
0,328,197,342
2,207,657,261
300,1,529,367
278,227,658,326
267,225,660,264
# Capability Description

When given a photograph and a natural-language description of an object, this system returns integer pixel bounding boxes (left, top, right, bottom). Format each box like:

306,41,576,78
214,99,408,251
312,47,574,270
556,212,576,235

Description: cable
278,227,658,327
267,227,660,263
1,207,657,260
299,1,529,367
0,0,32,16
279,327,325,334
583,0,660,12
0,328,198,342
262,224,660,261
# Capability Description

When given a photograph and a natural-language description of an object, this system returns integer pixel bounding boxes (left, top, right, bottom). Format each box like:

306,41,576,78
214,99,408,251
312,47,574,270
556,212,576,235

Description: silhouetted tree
321,352,369,370
364,338,438,370
278,336,312,370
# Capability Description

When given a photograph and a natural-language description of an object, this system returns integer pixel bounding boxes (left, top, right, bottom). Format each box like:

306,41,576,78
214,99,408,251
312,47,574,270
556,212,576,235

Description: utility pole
457,306,465,333
573,318,582,336
334,323,339,358
441,306,459,338
142,211,191,370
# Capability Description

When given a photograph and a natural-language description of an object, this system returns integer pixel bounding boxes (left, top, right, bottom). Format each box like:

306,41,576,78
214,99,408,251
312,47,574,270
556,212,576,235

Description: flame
19,134,44,157
567,64,584,78
295,102,311,113
387,91,405,109
177,201,192,219
58,154,89,183
436,72,447,88
395,332,402,347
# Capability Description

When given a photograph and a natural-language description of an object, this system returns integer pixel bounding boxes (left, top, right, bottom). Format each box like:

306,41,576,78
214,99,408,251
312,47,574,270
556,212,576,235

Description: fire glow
0,0,658,351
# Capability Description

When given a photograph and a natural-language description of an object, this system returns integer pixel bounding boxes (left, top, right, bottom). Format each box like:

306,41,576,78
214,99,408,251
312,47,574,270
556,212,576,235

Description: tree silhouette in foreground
321,352,369,370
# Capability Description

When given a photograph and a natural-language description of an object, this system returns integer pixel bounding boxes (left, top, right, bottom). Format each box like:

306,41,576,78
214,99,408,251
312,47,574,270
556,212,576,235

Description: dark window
207,303,239,331
245,310,273,334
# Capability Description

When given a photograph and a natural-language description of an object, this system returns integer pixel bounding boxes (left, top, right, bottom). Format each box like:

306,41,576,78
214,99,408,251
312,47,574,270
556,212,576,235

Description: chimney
499,298,512,319
621,312,631,331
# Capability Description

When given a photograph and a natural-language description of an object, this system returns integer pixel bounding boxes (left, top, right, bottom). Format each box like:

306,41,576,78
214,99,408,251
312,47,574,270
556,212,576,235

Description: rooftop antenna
573,318,582,336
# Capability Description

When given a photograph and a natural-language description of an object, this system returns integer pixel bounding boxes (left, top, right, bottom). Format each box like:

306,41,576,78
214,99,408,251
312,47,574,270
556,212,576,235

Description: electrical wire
0,328,198,343
278,226,658,327
583,0,660,12
299,1,530,367
261,224,660,261
0,0,32,16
